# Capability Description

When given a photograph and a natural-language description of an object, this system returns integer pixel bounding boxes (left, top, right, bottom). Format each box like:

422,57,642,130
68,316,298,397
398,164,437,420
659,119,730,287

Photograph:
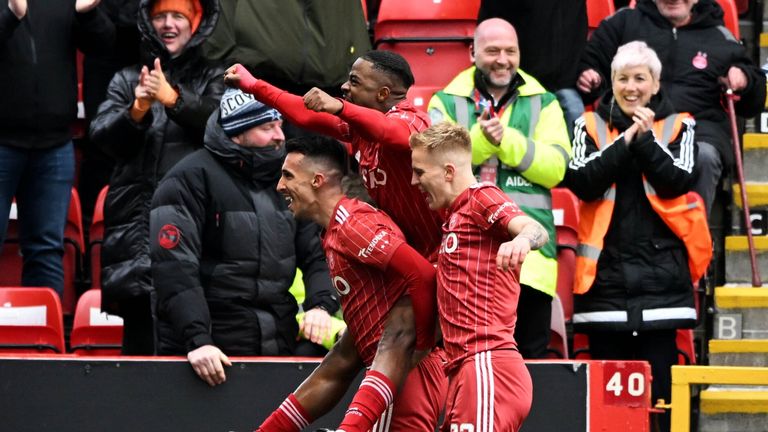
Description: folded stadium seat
88,186,108,290
0,287,66,353
551,187,579,322
373,0,480,111
546,294,569,358
586,0,615,38
70,289,123,356
407,85,442,111
0,188,85,315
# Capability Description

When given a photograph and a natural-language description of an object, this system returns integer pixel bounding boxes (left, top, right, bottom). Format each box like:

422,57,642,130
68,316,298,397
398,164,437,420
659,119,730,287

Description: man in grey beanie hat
149,87,340,386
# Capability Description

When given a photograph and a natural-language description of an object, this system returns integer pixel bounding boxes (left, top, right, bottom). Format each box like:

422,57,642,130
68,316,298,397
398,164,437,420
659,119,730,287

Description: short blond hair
409,122,472,155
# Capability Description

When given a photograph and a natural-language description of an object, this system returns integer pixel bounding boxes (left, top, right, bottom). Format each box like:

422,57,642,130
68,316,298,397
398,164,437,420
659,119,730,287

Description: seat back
587,0,615,37
1,188,84,315
546,294,569,358
89,186,108,289
374,0,479,107
552,188,579,321
70,289,123,356
407,85,442,111
0,287,65,353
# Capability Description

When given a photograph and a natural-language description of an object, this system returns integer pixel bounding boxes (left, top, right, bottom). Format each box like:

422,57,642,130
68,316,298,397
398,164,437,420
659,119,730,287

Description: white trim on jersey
280,397,309,429
372,402,394,432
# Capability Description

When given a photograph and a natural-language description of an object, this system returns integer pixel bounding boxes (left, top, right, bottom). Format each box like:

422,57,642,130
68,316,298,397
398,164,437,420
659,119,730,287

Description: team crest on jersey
158,224,181,249
692,52,708,69
449,214,459,230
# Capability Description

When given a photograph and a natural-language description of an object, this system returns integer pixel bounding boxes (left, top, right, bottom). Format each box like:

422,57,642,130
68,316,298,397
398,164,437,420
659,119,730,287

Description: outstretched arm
224,64,347,140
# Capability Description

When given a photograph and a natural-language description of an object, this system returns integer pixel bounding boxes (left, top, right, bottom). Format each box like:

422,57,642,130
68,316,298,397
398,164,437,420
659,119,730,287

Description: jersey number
333,276,351,296
361,168,387,189
450,424,474,432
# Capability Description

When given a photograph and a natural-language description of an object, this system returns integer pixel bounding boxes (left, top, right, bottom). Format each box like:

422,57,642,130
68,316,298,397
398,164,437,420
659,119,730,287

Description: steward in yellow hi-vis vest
565,90,711,333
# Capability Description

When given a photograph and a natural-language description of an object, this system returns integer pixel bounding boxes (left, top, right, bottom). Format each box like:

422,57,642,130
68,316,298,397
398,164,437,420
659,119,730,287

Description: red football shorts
375,348,449,431
441,349,532,432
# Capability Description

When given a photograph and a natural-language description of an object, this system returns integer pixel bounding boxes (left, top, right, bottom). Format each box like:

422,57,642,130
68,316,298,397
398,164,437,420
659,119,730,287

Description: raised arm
224,64,347,140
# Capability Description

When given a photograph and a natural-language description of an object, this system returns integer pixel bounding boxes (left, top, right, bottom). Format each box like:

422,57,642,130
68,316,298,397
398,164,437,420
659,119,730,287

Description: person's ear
469,44,476,62
312,172,324,189
377,86,391,102
444,163,456,181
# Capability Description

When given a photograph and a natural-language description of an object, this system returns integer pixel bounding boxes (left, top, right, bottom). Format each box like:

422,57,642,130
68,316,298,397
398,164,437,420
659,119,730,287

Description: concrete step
699,386,768,432
743,134,768,182
714,286,768,339
709,339,768,367
732,183,768,209
724,236,768,284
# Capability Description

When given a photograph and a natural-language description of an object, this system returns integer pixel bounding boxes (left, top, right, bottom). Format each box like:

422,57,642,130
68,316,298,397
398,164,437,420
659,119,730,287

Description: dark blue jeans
0,142,75,296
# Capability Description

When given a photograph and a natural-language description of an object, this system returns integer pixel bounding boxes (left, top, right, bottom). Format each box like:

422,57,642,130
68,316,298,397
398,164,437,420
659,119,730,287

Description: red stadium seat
587,0,615,37
0,287,65,353
547,294,569,358
374,0,479,110
70,289,123,356
0,188,85,315
407,86,441,111
628,0,739,39
89,186,108,290
552,188,579,322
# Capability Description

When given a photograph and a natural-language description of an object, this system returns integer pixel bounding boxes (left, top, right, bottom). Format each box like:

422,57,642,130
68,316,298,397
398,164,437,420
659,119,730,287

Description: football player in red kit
224,50,443,259
410,122,549,432
256,135,446,432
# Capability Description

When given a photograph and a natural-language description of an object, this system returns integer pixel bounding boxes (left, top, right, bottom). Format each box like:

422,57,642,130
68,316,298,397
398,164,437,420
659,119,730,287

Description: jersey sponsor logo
440,232,459,254
361,167,387,189
158,224,181,249
333,276,351,296
488,201,514,224
692,51,708,69
358,230,390,258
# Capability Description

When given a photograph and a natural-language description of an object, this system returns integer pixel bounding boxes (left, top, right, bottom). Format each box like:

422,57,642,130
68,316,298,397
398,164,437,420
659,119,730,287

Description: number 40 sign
602,362,649,407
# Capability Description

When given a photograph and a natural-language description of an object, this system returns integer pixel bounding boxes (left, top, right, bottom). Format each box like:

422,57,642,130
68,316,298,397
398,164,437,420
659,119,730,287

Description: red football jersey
437,183,526,371
322,197,409,364
341,101,443,258
241,78,443,258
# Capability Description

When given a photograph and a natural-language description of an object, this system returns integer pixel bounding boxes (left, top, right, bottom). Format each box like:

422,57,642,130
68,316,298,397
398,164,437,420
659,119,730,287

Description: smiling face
612,65,660,117
277,152,317,220
410,147,451,210
472,19,520,93
340,58,384,109
655,0,698,27
151,11,192,57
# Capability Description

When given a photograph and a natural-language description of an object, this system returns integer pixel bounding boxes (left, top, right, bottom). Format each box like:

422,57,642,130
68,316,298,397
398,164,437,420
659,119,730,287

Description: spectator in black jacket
576,0,766,216
150,88,338,387
89,0,224,354
0,0,114,297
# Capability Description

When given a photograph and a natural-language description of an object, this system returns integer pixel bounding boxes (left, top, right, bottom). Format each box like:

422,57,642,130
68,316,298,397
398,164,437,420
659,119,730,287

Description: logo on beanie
692,52,708,70
219,88,282,137
159,224,181,249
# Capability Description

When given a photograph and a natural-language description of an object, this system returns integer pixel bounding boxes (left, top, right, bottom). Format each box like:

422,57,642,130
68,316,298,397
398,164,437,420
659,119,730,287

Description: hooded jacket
565,90,699,332
0,0,114,148
150,111,338,355
578,0,765,165
89,0,224,312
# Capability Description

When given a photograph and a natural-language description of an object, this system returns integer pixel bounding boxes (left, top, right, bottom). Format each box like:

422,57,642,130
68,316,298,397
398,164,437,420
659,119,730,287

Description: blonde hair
409,122,472,155
611,41,662,81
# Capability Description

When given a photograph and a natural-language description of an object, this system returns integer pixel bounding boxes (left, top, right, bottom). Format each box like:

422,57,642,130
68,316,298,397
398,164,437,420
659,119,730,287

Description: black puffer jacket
90,0,224,312
565,90,699,332
150,112,338,355
0,0,114,148
578,0,765,166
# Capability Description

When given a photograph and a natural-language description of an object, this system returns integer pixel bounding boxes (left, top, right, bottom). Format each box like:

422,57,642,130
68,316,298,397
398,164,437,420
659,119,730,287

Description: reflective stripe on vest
574,112,712,294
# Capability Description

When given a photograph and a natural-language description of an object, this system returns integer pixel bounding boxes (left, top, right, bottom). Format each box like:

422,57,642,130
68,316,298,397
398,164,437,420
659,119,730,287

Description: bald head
472,18,520,94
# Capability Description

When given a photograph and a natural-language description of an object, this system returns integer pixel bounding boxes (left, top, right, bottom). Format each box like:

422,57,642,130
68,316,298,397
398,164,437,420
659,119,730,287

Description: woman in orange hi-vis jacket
564,41,711,432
